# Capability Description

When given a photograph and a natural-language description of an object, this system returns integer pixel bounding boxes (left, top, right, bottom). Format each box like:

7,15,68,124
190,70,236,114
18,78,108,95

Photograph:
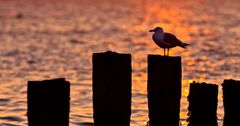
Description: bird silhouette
149,27,189,56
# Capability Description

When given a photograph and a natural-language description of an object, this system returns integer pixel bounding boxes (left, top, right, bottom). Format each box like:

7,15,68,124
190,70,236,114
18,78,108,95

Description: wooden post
222,79,240,126
147,55,182,126
187,82,218,126
92,51,132,126
27,78,70,126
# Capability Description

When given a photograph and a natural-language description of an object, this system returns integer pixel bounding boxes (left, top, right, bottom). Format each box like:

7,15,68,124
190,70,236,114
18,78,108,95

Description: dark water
0,0,239,125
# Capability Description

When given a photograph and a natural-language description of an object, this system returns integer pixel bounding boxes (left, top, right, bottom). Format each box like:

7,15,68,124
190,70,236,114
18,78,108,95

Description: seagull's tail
180,42,190,48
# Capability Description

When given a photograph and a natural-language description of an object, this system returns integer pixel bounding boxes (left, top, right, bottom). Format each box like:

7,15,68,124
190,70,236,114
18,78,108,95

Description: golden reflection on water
0,0,238,125
130,0,226,125
130,0,193,56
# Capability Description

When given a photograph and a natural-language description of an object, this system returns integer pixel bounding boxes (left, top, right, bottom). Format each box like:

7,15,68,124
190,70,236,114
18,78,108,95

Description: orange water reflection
129,0,193,57
130,0,224,125
0,0,237,125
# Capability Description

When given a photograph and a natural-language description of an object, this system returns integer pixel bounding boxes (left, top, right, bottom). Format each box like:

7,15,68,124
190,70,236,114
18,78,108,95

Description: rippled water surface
0,0,240,125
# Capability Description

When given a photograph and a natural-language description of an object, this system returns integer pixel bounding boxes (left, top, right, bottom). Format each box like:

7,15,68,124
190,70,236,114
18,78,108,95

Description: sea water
0,0,239,125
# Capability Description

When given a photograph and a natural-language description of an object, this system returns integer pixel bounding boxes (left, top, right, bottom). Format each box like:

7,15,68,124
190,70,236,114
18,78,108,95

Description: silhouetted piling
27,78,70,126
92,51,132,126
222,79,240,126
187,82,218,126
147,55,182,126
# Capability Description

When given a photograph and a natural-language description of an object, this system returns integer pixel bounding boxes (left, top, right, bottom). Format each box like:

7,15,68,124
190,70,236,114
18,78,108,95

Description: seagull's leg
167,48,169,56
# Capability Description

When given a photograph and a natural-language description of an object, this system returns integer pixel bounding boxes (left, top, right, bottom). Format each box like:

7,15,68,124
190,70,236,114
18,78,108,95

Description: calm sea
0,0,239,125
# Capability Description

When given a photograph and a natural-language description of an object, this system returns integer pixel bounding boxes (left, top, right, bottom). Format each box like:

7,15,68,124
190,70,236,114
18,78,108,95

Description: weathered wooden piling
92,51,132,126
222,79,240,126
187,82,218,126
147,55,182,126
27,78,70,126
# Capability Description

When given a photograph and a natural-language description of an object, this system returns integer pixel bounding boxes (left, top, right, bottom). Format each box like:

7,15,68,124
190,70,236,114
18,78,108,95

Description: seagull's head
149,27,164,33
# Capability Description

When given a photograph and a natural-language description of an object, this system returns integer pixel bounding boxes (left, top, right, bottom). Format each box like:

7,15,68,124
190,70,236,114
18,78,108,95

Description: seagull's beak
149,29,154,32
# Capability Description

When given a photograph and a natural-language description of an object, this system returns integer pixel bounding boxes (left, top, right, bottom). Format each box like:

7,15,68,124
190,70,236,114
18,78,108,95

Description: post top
93,51,131,57
148,54,181,58
222,79,240,86
27,78,69,87
190,81,218,87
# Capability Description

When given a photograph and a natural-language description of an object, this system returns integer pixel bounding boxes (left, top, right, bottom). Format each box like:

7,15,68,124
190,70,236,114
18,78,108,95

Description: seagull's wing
163,33,183,46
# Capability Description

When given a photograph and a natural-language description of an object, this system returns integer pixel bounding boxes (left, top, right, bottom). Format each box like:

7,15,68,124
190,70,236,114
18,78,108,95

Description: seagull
149,27,189,56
